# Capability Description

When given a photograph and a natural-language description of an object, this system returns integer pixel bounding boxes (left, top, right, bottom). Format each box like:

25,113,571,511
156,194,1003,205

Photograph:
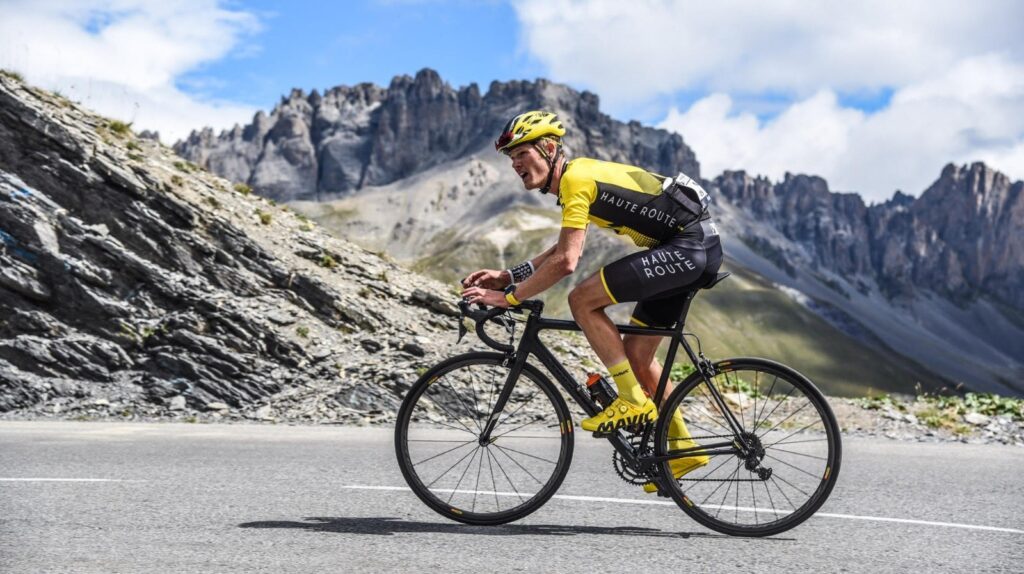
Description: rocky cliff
174,68,699,202
713,163,1024,311
1,73,604,421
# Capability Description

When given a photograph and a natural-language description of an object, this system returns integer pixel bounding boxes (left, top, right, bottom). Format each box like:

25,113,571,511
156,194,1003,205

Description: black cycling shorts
599,219,723,328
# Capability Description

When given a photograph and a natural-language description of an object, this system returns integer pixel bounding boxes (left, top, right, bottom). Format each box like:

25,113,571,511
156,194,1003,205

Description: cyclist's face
508,145,548,190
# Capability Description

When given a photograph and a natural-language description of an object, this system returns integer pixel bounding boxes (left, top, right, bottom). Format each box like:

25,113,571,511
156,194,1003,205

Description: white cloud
660,54,1024,200
0,0,261,142
514,0,1024,200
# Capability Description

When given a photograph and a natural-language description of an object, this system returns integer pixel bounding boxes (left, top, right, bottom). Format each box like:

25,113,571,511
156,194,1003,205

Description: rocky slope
174,68,699,202
1,72,608,422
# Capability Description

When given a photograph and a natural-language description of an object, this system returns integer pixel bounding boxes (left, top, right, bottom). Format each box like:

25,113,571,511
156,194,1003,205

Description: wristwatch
503,284,522,306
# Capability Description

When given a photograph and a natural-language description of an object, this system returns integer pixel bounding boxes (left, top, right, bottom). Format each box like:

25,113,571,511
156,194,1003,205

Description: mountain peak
175,68,698,201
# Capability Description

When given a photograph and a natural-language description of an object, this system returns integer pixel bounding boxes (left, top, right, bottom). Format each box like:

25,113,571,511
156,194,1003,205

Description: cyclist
461,111,723,492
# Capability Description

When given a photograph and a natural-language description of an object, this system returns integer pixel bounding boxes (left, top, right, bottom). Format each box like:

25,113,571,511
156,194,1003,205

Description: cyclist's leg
622,333,662,399
568,274,648,407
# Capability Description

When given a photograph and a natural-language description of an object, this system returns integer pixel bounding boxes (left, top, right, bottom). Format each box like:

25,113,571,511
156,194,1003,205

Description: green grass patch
107,120,132,136
1,69,24,82
258,211,272,225
234,182,252,195
319,254,337,268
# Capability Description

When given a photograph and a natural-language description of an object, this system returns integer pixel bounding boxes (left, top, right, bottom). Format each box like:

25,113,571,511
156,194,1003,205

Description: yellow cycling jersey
558,157,688,247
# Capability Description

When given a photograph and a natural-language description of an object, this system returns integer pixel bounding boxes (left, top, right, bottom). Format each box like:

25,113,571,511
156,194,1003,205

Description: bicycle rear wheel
395,352,574,525
656,358,842,537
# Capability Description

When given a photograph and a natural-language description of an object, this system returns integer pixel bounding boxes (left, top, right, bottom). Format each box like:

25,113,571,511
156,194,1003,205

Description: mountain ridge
175,68,699,202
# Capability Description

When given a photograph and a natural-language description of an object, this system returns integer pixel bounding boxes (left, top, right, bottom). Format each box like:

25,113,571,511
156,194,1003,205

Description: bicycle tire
655,358,842,537
395,352,574,525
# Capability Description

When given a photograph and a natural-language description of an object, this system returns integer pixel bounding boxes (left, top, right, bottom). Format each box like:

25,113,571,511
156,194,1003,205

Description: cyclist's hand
461,269,509,290
461,286,509,308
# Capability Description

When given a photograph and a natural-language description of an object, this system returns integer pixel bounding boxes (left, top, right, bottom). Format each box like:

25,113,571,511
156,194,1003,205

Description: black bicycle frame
473,291,747,477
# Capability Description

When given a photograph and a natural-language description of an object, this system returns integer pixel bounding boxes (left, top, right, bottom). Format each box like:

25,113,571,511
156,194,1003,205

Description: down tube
529,344,600,418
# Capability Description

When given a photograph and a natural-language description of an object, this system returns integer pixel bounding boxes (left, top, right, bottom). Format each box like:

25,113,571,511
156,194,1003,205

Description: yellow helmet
495,111,566,153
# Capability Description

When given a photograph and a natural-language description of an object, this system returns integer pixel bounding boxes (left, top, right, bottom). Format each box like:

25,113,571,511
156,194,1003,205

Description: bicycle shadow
238,516,794,541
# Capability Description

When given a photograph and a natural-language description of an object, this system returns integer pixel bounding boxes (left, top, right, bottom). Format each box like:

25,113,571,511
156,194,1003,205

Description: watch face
504,284,516,295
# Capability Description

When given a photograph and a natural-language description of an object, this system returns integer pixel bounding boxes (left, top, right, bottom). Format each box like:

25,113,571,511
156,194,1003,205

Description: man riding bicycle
461,111,723,492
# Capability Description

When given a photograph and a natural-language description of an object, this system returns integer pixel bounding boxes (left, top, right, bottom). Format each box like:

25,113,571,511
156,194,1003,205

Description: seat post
673,291,697,334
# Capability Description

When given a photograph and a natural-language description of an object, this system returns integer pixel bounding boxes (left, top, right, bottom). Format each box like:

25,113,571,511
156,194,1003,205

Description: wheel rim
400,359,569,519
661,362,839,533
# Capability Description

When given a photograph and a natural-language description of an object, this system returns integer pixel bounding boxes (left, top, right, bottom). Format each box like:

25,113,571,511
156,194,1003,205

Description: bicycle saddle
702,271,731,290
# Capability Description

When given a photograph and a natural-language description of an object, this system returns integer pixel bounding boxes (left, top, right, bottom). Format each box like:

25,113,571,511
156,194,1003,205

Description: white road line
0,478,145,482
341,485,1024,535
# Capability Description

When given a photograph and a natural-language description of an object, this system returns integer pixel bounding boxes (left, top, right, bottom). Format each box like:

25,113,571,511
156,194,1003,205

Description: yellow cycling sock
609,359,647,406
668,410,697,450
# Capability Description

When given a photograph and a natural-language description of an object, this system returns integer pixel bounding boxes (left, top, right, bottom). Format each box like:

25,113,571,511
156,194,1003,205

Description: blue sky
176,0,546,112
1,0,1022,201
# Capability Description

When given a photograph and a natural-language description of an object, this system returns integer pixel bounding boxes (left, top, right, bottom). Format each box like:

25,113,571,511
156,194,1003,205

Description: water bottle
585,373,617,408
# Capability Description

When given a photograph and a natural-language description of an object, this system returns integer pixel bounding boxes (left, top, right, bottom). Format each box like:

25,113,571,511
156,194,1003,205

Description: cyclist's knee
568,275,605,314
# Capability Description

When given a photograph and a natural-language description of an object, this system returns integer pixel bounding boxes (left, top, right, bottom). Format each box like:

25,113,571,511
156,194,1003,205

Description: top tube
535,317,678,337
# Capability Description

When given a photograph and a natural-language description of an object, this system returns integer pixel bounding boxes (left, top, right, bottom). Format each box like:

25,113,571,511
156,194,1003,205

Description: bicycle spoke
759,399,813,437
727,371,746,431
427,443,481,489
442,378,484,433
761,418,824,447
769,474,798,511
493,444,544,485
734,462,741,524
750,478,758,525
488,447,525,503
466,369,486,431
490,418,546,441
696,384,736,434
751,371,759,439
492,444,559,465
751,383,797,434
486,446,500,511
764,437,829,447
409,439,477,443
448,447,481,504
753,374,779,428
762,480,780,521
425,394,480,435
713,462,742,519
772,469,812,499
768,447,827,461
413,438,476,466
764,453,820,480
493,389,543,428
473,445,484,512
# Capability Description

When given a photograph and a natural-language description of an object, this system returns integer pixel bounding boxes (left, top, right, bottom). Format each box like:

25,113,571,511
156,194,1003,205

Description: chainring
612,431,659,486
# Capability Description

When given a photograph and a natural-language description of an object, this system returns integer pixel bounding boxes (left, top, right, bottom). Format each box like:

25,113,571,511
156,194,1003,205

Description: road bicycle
394,272,842,537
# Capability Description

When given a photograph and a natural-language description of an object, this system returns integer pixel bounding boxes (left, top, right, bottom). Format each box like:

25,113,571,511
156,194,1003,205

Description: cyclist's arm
501,242,558,283
509,227,585,300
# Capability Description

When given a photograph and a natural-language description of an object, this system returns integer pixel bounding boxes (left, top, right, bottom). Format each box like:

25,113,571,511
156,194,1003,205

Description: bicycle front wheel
656,358,842,537
395,352,574,525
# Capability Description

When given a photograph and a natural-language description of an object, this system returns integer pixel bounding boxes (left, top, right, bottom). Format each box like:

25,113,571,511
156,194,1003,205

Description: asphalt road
1,421,1021,573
